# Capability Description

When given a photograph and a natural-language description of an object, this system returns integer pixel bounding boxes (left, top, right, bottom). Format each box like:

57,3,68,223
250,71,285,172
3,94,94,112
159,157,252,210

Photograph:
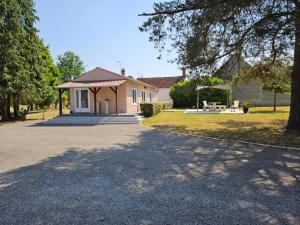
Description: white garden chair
203,101,213,111
231,100,240,111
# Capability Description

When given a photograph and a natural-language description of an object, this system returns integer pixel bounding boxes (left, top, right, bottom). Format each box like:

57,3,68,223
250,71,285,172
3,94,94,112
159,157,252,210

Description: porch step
65,113,138,117
38,116,139,126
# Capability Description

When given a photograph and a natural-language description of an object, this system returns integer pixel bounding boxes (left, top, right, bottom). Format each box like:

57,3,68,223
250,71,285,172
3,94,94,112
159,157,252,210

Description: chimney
121,68,125,76
182,68,186,78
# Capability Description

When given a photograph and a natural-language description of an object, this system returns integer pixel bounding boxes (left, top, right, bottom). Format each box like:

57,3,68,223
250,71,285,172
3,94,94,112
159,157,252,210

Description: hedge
170,80,227,108
140,102,173,117
140,103,162,117
161,102,173,110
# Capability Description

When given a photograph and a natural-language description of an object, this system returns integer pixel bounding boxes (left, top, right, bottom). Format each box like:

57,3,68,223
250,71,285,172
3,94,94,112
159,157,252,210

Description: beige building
233,80,290,106
216,56,290,106
137,70,186,102
57,67,157,115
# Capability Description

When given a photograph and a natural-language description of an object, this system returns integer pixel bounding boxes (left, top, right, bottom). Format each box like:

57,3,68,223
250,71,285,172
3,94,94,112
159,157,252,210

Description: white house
137,69,186,102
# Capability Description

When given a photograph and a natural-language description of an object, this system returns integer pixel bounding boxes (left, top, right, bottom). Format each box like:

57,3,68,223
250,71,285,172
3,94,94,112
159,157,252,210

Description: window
132,89,137,104
142,90,146,102
149,92,152,102
74,88,90,112
80,90,88,108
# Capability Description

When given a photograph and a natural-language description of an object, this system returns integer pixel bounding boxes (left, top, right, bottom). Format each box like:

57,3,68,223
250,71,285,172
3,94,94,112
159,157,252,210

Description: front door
75,88,90,113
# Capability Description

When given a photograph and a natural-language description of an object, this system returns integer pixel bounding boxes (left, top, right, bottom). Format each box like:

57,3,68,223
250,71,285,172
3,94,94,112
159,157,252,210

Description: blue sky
35,0,181,78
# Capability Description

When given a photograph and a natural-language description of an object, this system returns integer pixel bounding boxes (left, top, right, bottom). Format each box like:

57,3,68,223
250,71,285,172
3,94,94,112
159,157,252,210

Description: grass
25,108,70,120
0,108,70,126
142,106,300,148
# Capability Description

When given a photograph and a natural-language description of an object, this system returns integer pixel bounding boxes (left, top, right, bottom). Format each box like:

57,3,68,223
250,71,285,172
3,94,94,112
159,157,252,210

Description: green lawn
0,108,69,126
25,108,70,120
142,106,300,148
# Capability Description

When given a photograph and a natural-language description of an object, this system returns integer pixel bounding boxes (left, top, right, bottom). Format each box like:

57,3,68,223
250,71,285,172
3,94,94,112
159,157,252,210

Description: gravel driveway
0,120,299,225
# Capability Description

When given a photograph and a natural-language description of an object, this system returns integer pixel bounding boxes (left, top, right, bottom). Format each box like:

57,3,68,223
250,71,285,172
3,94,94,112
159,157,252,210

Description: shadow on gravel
0,129,299,225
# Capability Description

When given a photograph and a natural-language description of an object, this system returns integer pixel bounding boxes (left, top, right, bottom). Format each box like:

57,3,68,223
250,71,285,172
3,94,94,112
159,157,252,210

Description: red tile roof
74,67,127,82
137,76,184,88
62,67,157,89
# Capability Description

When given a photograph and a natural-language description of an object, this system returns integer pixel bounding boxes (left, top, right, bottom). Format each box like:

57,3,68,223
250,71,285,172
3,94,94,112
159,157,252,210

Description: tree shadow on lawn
152,119,300,148
250,110,288,114
0,129,299,224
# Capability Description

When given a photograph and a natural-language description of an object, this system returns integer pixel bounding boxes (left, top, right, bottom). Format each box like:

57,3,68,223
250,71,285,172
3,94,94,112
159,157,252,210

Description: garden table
208,102,221,111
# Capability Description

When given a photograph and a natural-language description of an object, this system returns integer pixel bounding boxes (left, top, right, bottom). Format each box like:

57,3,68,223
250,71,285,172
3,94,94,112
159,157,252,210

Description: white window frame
132,88,137,105
74,88,90,113
149,92,152,102
142,90,146,102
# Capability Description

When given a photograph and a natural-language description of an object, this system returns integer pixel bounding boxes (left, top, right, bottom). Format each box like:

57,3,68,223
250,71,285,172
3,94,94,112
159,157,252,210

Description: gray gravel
0,120,299,225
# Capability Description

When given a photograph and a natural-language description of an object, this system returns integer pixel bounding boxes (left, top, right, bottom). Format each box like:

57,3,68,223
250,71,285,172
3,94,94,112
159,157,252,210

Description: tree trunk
7,95,11,119
42,106,45,120
273,90,277,112
13,97,19,120
1,97,8,121
287,2,300,131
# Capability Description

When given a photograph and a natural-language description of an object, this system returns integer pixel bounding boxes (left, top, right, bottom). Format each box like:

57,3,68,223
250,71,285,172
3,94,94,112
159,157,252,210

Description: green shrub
61,94,68,107
169,80,193,108
242,101,253,108
140,103,163,117
170,80,227,108
161,102,173,110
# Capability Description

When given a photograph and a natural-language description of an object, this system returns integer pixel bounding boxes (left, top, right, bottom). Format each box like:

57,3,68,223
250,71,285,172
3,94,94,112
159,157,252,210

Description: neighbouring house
137,69,186,102
215,56,291,106
56,67,157,115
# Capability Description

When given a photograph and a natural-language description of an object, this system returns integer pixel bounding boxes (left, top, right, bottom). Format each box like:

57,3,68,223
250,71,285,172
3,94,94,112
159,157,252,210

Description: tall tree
0,0,38,120
262,82,290,112
19,38,60,116
57,51,85,82
139,0,299,131
0,0,59,120
261,63,291,112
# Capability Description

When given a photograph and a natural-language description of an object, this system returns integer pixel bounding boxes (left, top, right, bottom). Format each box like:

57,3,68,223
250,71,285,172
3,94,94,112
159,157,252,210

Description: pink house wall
125,80,156,113
69,81,157,114
91,84,127,114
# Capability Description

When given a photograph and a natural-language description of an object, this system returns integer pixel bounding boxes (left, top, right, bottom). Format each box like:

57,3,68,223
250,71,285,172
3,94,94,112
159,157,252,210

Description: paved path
0,121,299,225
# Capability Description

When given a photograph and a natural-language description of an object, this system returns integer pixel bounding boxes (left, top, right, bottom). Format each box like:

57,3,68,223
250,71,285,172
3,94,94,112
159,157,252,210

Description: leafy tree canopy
0,0,38,93
57,51,85,82
0,0,39,119
18,38,61,109
0,0,61,119
140,0,294,75
33,39,60,108
196,76,224,86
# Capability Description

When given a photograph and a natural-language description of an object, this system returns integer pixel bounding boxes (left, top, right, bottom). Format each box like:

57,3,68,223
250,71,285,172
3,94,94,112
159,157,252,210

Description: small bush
242,101,253,108
140,103,163,117
161,102,173,110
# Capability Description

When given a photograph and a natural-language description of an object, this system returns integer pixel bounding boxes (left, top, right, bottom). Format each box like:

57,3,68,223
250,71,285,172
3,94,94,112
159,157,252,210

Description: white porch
56,80,126,116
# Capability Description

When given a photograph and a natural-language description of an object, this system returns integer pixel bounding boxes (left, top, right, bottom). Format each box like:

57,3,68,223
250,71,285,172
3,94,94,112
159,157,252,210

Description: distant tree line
0,0,84,121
